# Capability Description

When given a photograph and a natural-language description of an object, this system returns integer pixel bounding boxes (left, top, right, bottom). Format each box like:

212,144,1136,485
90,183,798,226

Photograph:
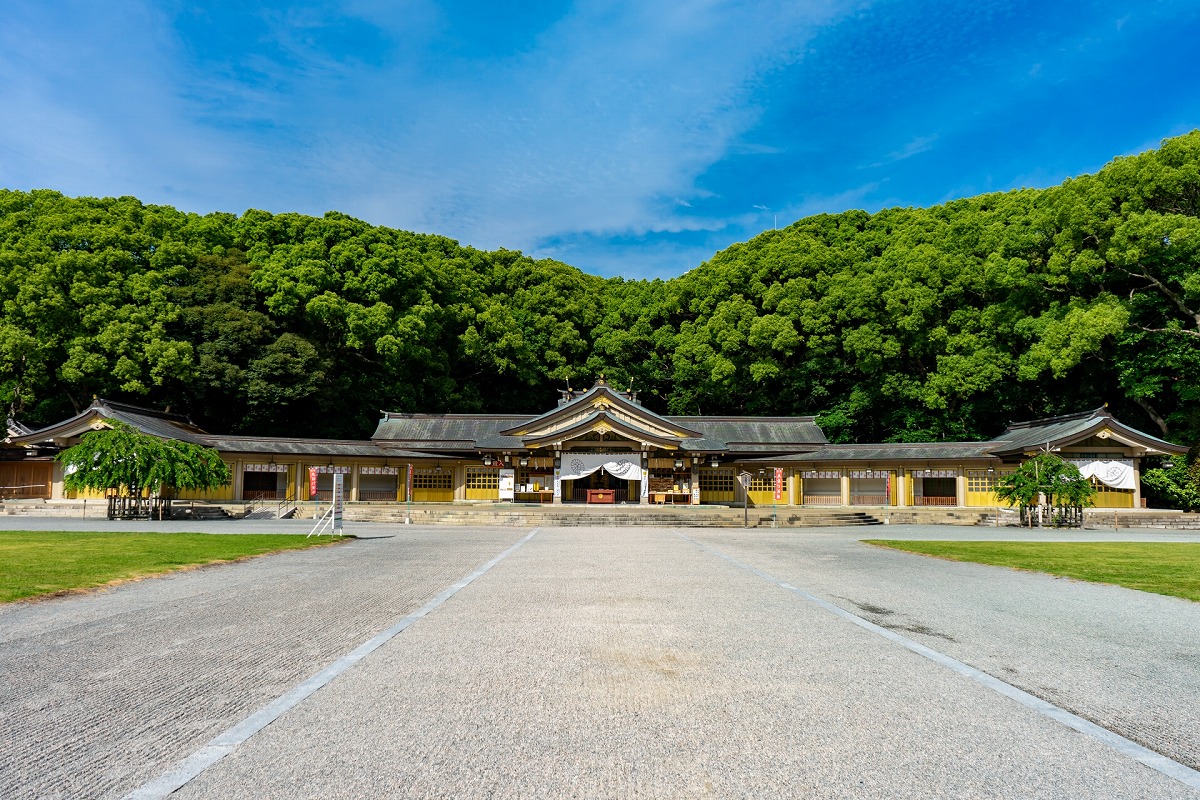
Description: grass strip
0,531,342,603
865,540,1200,602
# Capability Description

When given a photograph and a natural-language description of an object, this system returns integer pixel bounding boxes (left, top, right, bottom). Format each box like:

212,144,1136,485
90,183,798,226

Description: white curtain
1069,459,1135,490
559,453,644,482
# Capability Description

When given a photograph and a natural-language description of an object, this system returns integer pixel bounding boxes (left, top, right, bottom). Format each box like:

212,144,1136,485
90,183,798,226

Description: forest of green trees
2,132,1198,448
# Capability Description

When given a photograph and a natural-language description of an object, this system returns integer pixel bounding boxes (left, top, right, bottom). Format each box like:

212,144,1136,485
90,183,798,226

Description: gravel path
687,528,1200,774
1,524,1196,798
0,527,528,799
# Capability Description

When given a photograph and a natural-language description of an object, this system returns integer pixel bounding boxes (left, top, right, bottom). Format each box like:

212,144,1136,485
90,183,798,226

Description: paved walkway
1,525,1197,798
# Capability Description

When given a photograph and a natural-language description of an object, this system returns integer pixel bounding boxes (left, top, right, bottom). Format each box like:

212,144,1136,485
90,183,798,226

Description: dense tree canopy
4,131,1200,447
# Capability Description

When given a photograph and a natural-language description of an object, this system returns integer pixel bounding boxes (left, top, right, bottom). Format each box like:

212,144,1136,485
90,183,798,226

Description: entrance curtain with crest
559,454,644,483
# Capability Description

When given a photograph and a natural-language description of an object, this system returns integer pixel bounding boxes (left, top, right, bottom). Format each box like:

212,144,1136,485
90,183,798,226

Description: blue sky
2,1,1198,280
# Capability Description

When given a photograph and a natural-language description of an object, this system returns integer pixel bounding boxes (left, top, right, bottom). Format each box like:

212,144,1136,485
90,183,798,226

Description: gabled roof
520,409,685,449
7,398,210,447
988,407,1187,457
500,381,702,440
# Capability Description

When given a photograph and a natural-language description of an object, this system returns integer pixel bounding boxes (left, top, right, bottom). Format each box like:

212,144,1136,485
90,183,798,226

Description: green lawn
0,531,343,603
865,540,1200,602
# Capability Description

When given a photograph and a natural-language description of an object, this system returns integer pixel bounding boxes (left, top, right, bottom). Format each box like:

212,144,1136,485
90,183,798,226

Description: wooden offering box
586,489,616,504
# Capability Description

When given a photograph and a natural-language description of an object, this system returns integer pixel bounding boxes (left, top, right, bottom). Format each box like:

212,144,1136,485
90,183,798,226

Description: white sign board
499,468,516,501
332,473,344,532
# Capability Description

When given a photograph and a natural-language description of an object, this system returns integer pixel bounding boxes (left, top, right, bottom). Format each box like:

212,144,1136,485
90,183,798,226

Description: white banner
245,463,288,473
559,453,644,482
1070,459,1135,490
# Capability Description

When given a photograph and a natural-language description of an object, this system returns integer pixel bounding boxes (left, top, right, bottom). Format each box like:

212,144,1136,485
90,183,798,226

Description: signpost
406,463,413,524
308,471,344,537
738,471,752,528
773,467,783,528
332,473,343,533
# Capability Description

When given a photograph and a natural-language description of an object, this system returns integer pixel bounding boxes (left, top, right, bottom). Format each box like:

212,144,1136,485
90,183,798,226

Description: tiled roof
743,442,997,463
499,382,701,438
373,409,828,453
198,435,437,459
372,414,530,451
988,407,1187,456
669,417,827,447
8,399,210,446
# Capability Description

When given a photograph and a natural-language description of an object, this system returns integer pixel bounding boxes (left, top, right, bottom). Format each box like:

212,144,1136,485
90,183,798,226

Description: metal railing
277,493,297,519
242,489,285,501
358,489,400,502
0,483,51,500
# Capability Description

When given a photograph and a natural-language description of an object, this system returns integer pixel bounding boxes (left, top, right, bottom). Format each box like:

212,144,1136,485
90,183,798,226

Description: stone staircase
7,498,1198,530
183,504,234,521
294,502,889,528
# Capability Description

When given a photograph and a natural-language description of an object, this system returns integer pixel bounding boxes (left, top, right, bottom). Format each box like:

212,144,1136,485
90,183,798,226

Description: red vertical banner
308,467,318,498
774,467,784,501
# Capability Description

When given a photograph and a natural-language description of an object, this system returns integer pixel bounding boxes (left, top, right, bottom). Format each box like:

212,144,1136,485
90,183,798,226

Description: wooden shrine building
2,378,1187,510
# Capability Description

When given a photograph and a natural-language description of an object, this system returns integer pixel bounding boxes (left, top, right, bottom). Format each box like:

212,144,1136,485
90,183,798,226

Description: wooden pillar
895,470,907,507
644,451,652,505
1133,458,1142,509
453,464,465,501
840,470,850,507
955,469,967,508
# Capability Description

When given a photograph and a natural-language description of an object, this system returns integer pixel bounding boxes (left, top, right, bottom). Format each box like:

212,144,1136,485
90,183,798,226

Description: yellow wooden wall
699,469,736,503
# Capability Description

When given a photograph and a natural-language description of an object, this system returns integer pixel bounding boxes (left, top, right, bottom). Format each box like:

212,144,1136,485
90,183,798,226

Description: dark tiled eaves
989,409,1187,456
669,416,827,447
372,414,532,446
9,399,209,447
200,436,439,460
742,443,998,463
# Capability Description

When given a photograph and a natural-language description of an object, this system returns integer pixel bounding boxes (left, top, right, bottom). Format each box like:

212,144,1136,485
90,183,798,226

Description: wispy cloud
1,0,1198,281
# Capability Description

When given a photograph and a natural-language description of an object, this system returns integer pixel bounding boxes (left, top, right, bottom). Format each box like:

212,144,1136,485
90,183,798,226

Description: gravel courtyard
1,523,1197,799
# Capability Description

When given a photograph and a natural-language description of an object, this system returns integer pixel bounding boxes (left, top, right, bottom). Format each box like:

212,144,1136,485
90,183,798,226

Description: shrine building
2,377,1186,510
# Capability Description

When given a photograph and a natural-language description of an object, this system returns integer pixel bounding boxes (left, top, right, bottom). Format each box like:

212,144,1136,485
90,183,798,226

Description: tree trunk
1133,396,1169,437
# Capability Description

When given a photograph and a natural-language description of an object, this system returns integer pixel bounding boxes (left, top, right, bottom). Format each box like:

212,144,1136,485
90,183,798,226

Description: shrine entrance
558,452,643,504
565,470,636,503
